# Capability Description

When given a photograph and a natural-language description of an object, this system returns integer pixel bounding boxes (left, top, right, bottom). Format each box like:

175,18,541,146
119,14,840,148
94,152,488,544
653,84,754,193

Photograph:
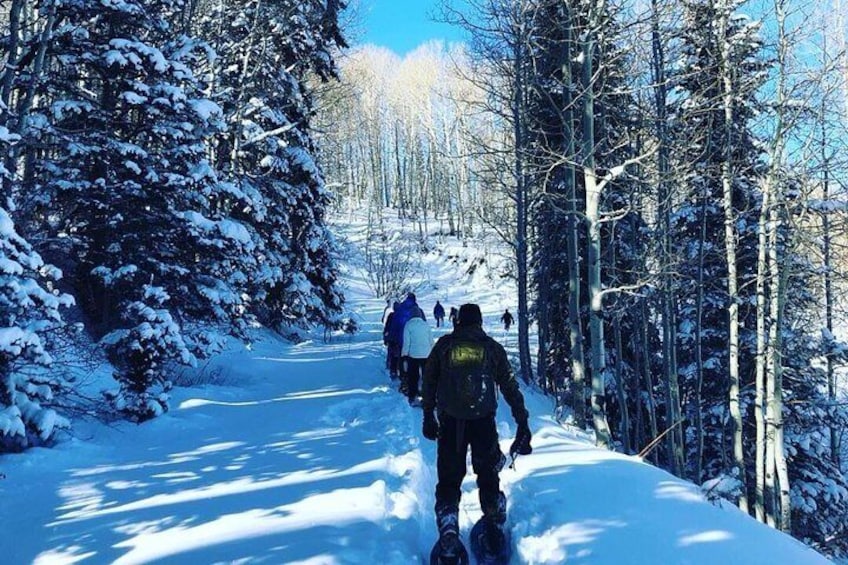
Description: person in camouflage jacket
421,303,532,549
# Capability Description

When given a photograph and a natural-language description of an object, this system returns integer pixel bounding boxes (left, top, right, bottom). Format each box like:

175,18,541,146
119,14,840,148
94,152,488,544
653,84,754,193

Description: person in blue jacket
389,293,424,344
388,293,425,383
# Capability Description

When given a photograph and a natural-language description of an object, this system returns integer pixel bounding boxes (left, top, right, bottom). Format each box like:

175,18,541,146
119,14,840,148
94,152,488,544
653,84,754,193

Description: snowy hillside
0,213,831,564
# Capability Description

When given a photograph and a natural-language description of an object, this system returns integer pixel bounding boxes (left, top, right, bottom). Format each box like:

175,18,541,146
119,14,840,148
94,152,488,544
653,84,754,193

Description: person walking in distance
422,303,532,561
402,311,433,405
383,301,400,379
433,300,446,328
448,306,458,328
500,308,514,332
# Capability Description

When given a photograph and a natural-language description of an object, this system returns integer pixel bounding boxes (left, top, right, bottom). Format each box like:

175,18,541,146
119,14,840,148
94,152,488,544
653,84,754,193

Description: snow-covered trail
0,232,832,564
1,299,437,564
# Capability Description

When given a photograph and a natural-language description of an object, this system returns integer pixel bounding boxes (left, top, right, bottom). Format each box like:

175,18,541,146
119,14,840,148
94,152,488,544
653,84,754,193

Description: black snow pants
435,413,504,521
387,343,400,377
404,357,426,401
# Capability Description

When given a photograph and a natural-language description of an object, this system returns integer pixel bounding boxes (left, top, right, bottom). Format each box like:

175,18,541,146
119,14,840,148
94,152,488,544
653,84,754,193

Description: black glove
510,419,532,456
423,410,439,441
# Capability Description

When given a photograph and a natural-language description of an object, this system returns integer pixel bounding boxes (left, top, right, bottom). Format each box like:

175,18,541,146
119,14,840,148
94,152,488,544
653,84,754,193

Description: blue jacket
388,297,422,345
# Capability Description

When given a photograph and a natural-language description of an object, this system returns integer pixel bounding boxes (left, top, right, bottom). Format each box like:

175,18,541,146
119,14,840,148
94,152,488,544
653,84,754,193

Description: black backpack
439,338,497,419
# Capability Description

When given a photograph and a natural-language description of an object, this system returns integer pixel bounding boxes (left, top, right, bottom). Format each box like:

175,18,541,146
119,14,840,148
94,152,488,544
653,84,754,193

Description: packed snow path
0,298,831,564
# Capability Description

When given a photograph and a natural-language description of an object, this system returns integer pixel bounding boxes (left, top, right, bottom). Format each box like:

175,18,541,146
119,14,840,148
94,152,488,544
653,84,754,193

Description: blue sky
356,0,466,55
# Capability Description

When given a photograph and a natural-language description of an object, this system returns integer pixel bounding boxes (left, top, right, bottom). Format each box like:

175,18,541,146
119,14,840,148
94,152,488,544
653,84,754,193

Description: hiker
401,311,433,405
421,303,532,559
383,301,400,379
448,306,458,328
381,299,392,325
433,300,446,328
500,309,514,332
388,293,424,382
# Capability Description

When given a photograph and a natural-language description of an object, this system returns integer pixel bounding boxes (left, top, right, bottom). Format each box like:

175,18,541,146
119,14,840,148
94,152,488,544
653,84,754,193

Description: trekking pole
508,451,519,471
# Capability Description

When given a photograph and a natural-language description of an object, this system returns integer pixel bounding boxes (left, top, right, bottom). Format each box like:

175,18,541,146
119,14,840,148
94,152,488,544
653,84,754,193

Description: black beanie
458,303,483,327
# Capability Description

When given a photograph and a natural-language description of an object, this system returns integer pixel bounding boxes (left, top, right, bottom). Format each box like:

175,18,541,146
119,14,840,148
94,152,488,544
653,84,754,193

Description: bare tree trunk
562,1,587,429
228,1,264,171
394,119,404,209
766,194,792,531
770,0,791,531
718,0,748,512
640,300,659,457
694,194,707,482
567,178,587,427
651,0,684,475
822,95,839,470
582,12,611,447
613,309,631,452
751,0,797,529
765,297,778,527
754,178,769,523
514,13,534,384
535,199,549,392
609,224,631,451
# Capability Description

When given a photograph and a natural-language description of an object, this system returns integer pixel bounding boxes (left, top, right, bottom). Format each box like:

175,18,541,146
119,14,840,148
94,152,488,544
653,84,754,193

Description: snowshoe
429,533,469,565
469,517,511,565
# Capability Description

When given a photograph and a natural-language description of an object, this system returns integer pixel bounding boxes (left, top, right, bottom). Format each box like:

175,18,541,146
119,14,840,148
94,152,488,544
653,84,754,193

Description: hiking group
382,295,533,564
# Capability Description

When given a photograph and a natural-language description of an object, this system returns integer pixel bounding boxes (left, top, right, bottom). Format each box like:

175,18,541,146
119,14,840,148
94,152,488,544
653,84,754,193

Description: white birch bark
582,4,612,447
769,0,792,531
754,177,769,523
718,0,748,512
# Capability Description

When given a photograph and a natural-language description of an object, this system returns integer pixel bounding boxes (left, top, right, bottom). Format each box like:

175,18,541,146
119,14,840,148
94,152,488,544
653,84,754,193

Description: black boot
437,506,460,540
431,508,468,565
436,508,464,563
481,491,506,524
480,491,507,552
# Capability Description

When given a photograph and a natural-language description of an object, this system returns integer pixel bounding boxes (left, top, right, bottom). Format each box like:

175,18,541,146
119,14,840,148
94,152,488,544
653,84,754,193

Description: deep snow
0,213,832,565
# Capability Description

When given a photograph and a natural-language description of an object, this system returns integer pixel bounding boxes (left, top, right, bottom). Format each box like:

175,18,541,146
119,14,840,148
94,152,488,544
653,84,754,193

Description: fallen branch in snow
638,418,685,459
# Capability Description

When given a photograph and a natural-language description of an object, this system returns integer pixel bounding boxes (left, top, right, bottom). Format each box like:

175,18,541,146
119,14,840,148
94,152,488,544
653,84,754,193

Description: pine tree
34,0,258,420
671,0,765,485
527,0,579,407
0,127,73,450
194,0,346,332
772,203,848,553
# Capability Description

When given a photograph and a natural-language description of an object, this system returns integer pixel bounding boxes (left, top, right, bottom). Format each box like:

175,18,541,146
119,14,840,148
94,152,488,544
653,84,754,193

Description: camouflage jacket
422,326,528,421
